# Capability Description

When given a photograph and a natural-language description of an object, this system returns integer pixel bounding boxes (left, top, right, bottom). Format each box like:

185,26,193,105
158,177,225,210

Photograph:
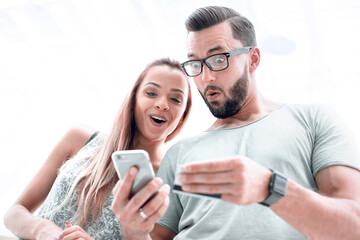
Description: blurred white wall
1,0,360,237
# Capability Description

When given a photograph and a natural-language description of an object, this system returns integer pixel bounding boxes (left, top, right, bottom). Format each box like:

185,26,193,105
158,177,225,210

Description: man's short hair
185,6,257,47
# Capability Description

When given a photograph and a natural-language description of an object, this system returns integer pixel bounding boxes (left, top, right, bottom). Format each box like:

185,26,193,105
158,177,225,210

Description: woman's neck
131,139,164,173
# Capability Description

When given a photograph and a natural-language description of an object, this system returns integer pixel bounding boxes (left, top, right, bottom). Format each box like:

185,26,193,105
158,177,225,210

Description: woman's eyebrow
171,88,185,95
145,82,185,95
145,82,161,88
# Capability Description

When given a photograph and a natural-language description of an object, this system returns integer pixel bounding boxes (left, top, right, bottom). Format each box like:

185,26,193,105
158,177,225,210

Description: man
112,6,360,239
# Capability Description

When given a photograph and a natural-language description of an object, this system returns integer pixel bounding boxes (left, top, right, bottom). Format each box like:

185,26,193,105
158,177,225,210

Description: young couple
5,6,360,240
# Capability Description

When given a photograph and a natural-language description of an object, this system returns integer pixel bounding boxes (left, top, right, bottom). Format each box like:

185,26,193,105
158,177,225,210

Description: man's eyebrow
187,46,225,59
145,82,185,95
187,52,195,58
207,46,224,55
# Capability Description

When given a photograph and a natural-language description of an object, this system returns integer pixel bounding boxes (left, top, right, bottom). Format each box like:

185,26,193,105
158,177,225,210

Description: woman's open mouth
151,116,166,126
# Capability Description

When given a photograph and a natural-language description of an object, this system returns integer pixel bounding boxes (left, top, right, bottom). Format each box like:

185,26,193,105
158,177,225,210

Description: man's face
186,21,251,118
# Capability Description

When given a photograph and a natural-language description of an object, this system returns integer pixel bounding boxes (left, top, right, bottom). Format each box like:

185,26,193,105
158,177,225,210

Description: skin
61,222,93,240
3,127,94,240
4,65,189,240
132,65,189,171
111,65,189,239
120,21,360,240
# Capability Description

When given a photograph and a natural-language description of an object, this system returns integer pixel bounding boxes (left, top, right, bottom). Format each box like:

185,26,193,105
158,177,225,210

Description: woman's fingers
111,167,138,213
142,184,170,222
61,223,93,240
128,177,163,211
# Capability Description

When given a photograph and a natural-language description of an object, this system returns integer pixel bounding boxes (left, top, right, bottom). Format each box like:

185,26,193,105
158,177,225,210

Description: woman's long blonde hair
68,58,192,227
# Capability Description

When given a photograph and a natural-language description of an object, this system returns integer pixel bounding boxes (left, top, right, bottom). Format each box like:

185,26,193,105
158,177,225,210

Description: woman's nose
155,99,169,111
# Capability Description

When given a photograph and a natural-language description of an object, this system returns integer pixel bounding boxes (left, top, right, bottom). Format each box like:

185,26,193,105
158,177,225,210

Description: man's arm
179,157,360,240
150,224,177,240
272,165,360,240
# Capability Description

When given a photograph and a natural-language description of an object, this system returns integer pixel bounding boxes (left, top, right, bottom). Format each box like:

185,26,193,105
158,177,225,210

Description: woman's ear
249,47,260,73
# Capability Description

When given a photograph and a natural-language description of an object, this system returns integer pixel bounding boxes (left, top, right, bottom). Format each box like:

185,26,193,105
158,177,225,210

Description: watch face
272,172,288,197
260,171,288,207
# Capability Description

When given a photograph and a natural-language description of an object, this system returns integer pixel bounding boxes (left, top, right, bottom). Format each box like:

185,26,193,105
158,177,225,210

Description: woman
4,58,192,240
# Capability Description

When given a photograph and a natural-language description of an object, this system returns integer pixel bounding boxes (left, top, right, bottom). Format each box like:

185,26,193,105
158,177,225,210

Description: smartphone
173,164,222,200
111,149,155,198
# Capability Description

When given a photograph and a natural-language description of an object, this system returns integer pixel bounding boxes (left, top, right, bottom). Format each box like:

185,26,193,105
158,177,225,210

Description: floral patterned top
29,133,123,240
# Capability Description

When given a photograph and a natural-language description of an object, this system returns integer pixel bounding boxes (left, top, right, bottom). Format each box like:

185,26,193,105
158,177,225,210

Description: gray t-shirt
157,104,360,240
34,133,123,240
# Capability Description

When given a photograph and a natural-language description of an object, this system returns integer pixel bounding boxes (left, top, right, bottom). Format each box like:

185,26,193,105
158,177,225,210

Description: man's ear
249,47,260,73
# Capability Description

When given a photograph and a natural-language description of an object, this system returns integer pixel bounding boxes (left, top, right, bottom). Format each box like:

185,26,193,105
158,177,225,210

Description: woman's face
134,65,189,143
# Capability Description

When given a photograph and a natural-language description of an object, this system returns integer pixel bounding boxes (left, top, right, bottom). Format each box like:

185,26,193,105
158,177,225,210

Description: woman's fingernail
57,233,63,240
154,177,163,187
161,184,170,193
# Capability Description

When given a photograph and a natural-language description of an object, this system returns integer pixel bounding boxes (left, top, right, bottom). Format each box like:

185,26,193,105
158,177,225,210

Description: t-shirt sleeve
312,105,360,175
156,149,183,234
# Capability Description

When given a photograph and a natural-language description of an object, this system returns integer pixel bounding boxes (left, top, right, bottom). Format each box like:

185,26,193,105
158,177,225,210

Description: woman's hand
111,167,170,240
33,218,63,240
58,221,94,240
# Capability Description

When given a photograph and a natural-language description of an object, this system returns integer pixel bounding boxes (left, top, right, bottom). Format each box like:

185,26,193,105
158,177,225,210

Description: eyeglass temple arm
229,46,253,56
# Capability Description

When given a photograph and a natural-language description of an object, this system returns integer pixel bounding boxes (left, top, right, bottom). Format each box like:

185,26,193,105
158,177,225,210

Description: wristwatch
259,170,288,207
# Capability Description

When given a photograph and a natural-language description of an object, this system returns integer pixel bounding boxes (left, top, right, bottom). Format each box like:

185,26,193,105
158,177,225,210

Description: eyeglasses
181,46,253,77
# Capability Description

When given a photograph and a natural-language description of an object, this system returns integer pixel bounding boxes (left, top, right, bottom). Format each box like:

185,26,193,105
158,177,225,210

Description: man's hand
178,156,272,205
111,167,170,240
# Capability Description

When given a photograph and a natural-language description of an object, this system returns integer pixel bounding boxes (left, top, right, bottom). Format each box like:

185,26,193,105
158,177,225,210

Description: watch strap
260,170,288,207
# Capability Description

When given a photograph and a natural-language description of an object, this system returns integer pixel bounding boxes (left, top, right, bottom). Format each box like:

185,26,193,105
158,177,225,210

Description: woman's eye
170,97,182,104
146,91,157,97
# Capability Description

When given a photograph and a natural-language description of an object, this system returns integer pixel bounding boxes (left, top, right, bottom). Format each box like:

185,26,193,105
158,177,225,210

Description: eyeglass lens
184,53,228,77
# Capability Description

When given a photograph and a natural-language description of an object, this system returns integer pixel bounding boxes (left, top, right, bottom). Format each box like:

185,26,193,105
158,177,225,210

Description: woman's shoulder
55,126,104,160
64,126,96,151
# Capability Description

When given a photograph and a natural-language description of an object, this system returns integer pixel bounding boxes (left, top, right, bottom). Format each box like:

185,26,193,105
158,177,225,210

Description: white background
1,0,360,237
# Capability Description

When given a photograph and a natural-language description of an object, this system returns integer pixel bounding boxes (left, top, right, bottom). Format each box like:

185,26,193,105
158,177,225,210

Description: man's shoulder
283,103,332,117
284,102,325,111
280,103,344,131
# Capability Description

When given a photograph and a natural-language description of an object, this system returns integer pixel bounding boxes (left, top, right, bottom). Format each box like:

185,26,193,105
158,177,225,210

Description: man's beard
201,67,249,119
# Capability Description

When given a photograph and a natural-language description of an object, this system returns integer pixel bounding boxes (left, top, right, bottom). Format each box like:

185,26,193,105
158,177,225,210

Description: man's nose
201,64,216,83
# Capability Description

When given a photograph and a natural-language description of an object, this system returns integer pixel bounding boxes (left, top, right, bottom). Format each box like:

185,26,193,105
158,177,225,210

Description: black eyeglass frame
181,46,253,77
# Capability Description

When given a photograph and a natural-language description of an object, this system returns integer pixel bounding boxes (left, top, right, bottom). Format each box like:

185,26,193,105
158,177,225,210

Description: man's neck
209,94,282,130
